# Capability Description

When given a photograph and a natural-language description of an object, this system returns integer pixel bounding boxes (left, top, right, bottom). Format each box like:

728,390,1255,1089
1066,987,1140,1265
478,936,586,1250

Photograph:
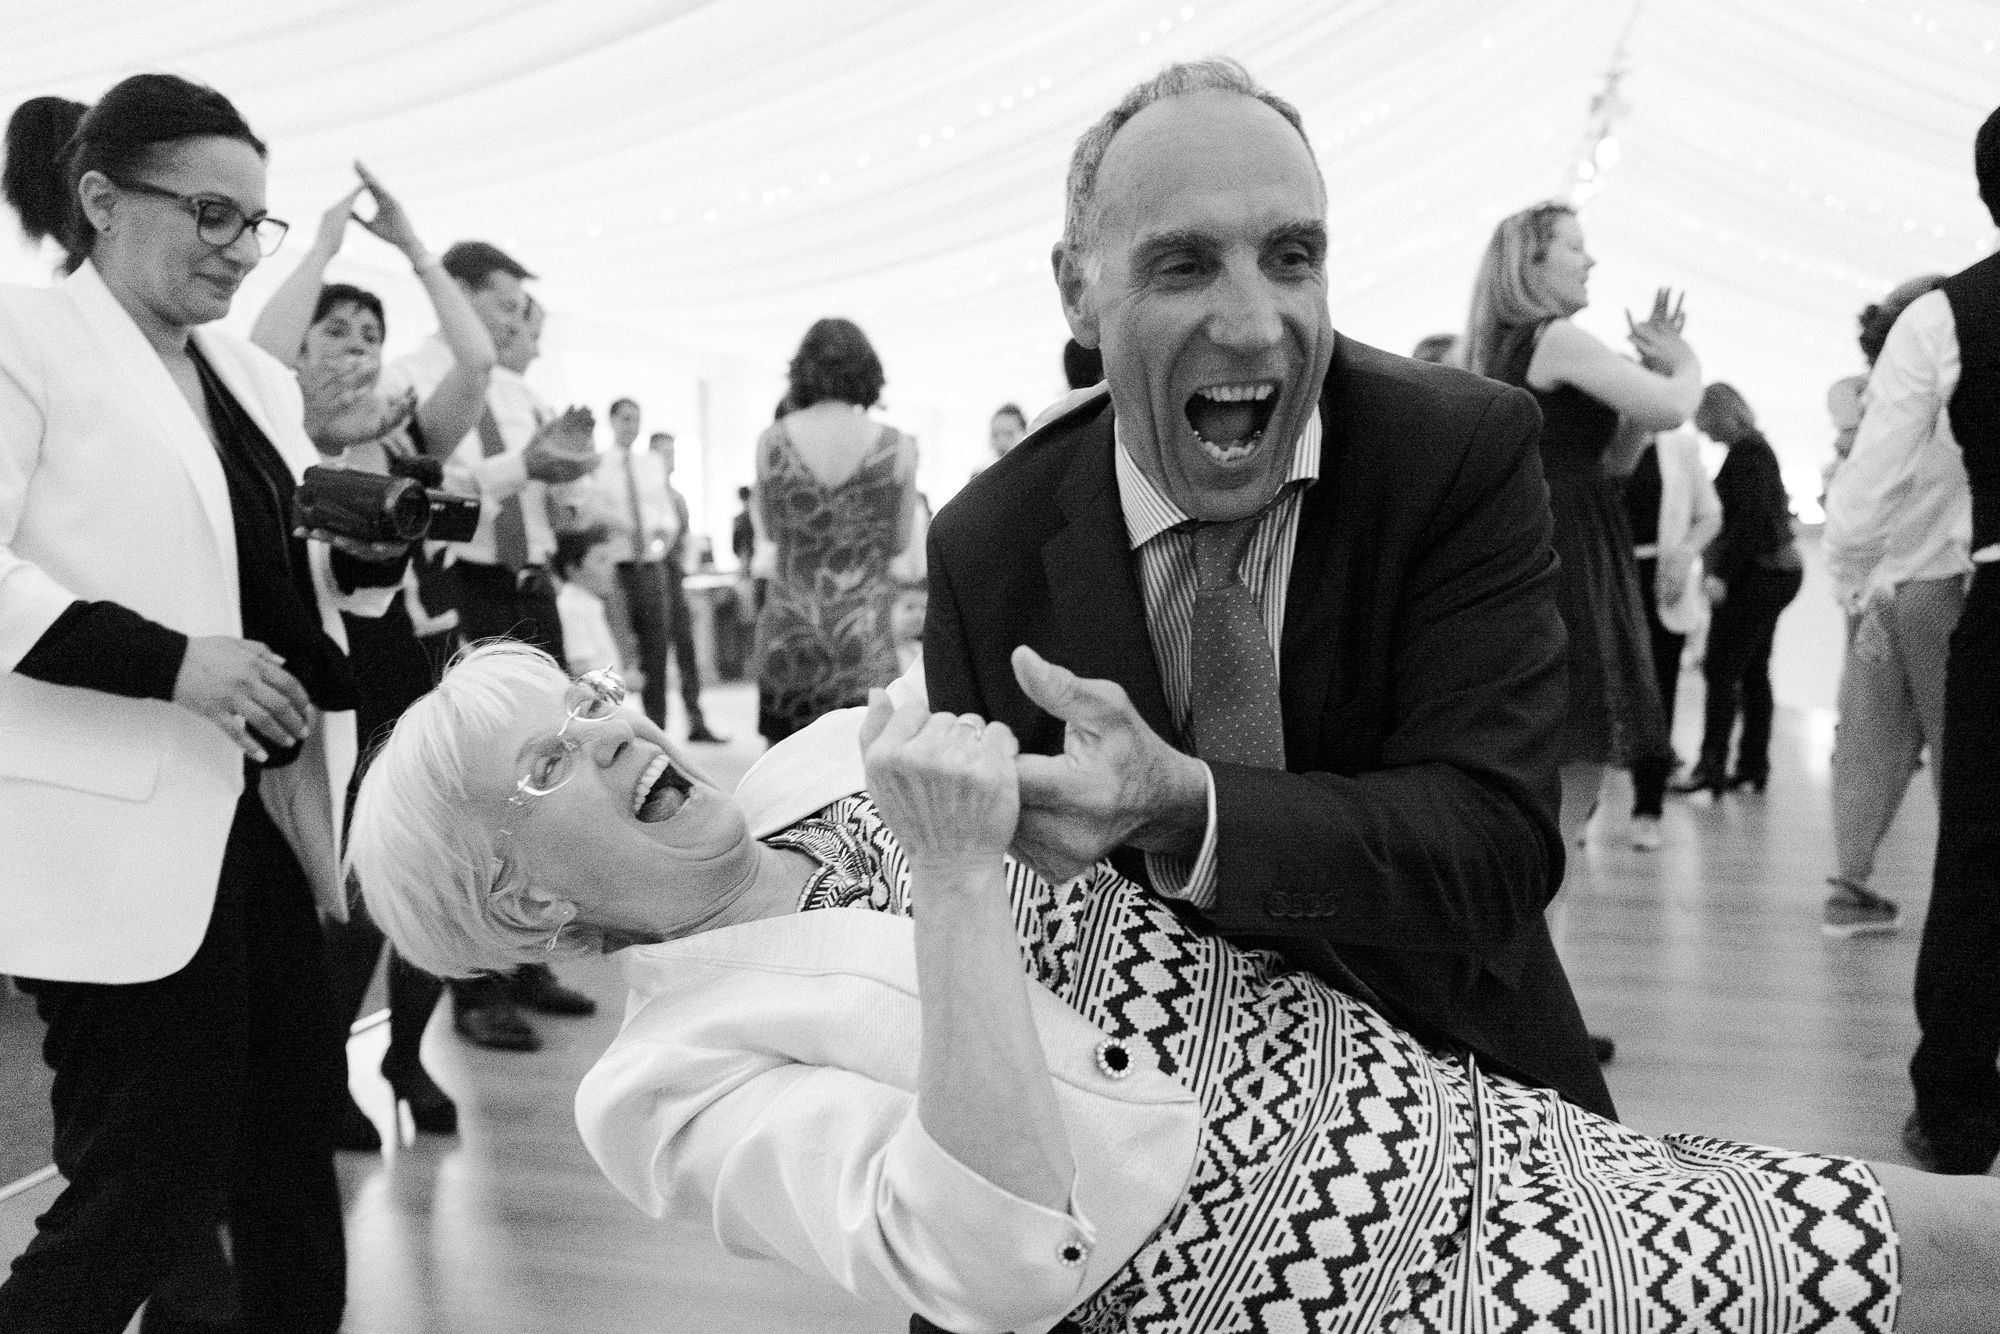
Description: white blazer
0,263,388,983
576,698,1198,1333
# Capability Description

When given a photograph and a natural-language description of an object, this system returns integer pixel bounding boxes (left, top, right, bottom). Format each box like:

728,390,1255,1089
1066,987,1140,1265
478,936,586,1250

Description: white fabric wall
3,0,1993,532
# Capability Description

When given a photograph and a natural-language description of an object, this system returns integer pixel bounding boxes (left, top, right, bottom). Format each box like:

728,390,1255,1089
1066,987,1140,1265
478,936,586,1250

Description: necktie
478,407,530,572
621,452,649,561
1188,514,1285,768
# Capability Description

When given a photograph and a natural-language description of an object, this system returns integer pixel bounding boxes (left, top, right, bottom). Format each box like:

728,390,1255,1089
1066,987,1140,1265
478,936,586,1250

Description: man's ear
1052,243,1100,350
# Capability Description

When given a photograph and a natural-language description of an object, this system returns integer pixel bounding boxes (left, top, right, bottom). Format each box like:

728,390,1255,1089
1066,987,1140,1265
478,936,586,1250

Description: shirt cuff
330,544,412,593
1143,761,1219,910
880,1112,1096,1325
12,600,188,701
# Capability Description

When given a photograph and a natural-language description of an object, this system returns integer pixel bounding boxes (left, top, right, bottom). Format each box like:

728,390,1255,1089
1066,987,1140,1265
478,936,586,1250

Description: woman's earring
544,901,577,953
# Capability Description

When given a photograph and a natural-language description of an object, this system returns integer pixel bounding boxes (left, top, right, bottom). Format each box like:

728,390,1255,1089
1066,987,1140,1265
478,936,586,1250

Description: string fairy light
1569,0,1644,205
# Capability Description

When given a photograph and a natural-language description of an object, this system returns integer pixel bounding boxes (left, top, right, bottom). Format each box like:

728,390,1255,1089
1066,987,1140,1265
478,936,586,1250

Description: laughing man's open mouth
1185,381,1279,463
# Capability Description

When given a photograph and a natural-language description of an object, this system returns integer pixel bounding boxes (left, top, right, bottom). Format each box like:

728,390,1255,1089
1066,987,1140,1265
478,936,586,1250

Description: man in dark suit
925,58,1610,1121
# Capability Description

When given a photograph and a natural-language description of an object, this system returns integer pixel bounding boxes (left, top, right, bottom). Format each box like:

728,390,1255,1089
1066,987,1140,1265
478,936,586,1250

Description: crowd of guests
3,54,2000,1334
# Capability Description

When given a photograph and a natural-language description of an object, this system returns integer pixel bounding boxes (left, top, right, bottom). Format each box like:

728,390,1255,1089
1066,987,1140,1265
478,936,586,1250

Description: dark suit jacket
925,335,1613,1118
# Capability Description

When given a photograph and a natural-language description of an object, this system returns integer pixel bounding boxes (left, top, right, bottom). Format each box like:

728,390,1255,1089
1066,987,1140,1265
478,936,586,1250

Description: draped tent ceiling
2,0,1994,527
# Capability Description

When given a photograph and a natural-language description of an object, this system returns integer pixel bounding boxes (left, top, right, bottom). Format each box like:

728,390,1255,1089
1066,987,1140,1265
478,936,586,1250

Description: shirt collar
1113,409,1322,550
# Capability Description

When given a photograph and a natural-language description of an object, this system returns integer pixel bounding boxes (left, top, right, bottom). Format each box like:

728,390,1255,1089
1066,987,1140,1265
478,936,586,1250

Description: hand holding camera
524,406,602,483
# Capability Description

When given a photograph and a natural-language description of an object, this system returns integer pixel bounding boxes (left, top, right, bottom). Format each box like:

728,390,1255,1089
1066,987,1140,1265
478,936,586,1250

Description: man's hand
524,406,601,483
1008,645,1208,883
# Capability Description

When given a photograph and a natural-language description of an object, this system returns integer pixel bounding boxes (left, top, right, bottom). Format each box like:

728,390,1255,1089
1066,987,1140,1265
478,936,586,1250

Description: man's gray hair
1061,58,1316,266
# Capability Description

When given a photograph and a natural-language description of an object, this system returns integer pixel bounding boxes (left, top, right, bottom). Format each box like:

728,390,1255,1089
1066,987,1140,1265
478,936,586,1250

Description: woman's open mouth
631,753,694,823
1184,381,1280,464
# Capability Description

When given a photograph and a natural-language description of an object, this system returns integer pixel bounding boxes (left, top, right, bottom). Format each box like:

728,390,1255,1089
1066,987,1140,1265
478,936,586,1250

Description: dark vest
1940,250,2000,550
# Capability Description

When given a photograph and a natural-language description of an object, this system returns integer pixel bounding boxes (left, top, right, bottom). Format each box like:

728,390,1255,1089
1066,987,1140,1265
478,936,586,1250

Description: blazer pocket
0,724,163,802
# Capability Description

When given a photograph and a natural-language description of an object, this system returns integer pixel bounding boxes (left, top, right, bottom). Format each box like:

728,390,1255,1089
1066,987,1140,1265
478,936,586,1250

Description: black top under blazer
924,335,1614,1119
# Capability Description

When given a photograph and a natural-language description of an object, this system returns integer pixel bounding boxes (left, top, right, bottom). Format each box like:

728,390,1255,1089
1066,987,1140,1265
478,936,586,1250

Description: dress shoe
1822,878,1900,938
1726,771,1769,794
1629,816,1663,852
508,962,597,1017
1669,766,1728,800
685,720,728,745
383,1058,458,1135
453,996,542,1051
332,1089,382,1152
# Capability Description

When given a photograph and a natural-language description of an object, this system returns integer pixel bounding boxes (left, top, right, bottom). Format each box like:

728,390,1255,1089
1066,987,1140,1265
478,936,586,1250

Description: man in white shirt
381,243,598,670
650,429,724,743
1821,282,1970,941
381,241,601,1050
593,399,674,727
1823,104,2000,1175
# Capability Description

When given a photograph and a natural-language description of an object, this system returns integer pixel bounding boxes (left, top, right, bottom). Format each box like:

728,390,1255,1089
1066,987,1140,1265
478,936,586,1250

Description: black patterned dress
753,420,908,742
766,797,1901,1334
1492,321,1672,769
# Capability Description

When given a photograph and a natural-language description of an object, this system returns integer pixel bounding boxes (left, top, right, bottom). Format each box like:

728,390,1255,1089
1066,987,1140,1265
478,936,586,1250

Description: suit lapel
1279,351,1350,757
1038,405,1176,743
64,264,237,571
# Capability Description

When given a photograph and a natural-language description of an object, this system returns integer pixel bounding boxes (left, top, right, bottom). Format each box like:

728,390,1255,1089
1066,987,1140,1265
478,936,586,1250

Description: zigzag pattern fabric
779,798,1900,1332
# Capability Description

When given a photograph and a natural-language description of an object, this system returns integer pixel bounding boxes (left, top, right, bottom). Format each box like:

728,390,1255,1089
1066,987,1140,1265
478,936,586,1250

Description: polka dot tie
1189,515,1286,769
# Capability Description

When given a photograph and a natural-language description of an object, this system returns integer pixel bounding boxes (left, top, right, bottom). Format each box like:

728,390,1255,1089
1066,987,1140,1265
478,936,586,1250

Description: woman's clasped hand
859,690,1021,878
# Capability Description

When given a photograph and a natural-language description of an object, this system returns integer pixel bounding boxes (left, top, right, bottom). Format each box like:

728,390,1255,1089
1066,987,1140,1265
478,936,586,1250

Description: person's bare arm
249,186,361,368
1531,316,1700,431
860,691,1073,1213
346,163,499,449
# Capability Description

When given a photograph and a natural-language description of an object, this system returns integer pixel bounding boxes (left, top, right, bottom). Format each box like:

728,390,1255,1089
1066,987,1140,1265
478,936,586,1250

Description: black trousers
449,559,567,665
1630,557,1688,817
326,602,445,1079
1910,565,2000,1168
615,560,671,726
663,568,706,723
1695,564,1802,782
442,560,567,1011
0,789,347,1333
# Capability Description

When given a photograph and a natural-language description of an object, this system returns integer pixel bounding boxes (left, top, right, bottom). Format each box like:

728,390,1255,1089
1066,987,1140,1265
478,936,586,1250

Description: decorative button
1095,1039,1132,1079
1058,1239,1089,1267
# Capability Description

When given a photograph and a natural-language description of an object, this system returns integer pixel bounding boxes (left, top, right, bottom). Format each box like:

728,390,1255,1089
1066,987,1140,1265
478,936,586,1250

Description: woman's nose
583,715,638,763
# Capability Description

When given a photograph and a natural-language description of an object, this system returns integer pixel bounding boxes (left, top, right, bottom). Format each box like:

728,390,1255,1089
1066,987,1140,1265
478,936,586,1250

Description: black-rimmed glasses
111,178,290,256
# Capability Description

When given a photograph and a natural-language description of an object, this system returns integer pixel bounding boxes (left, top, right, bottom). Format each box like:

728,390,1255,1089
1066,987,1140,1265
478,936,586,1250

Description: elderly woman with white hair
348,642,2000,1334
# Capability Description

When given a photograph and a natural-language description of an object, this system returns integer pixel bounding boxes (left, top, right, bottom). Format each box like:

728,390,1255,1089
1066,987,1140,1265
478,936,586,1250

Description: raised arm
1531,313,1701,432
859,690,1073,1214
349,163,497,449
249,186,362,367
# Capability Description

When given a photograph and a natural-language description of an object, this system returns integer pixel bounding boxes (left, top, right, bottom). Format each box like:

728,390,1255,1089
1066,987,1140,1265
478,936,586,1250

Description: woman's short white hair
345,640,606,978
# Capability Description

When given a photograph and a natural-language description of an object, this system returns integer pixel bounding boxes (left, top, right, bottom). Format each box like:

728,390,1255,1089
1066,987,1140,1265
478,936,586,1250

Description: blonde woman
1463,202,1701,849
342,644,2000,1333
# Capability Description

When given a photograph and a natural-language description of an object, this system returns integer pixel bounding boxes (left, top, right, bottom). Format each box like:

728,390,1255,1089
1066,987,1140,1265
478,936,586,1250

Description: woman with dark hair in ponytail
0,75,405,1332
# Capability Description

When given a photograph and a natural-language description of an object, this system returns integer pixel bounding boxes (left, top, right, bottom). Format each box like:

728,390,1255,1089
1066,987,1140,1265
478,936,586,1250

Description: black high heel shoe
383,1060,458,1136
333,1088,382,1152
1668,765,1728,798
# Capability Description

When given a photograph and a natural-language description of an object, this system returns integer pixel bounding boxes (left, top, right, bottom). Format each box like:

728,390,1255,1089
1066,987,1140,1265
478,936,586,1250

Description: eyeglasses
492,668,628,891
110,178,290,256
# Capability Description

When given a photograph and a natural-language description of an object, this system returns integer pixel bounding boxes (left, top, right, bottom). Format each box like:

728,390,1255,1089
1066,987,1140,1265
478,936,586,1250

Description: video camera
293,455,481,545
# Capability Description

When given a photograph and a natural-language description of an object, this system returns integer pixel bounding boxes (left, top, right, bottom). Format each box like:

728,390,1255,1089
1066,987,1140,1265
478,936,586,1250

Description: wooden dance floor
0,543,1980,1329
